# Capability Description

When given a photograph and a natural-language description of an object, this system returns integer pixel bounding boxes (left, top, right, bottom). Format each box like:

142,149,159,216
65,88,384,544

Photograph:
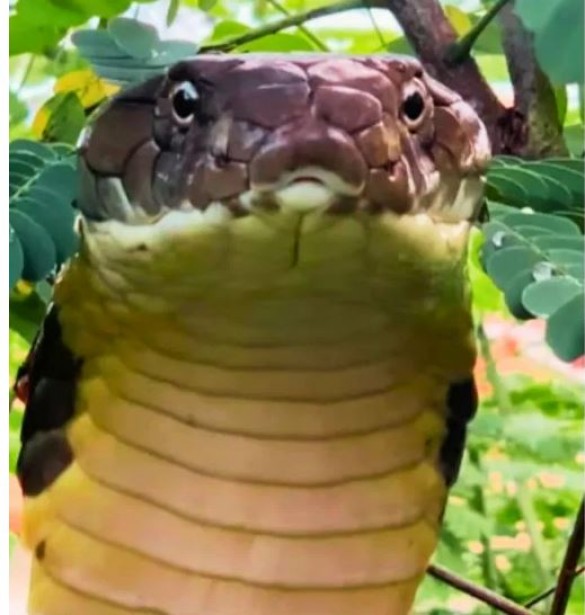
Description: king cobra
15,54,491,615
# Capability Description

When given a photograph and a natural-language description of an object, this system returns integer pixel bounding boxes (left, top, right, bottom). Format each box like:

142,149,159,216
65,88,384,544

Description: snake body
16,54,490,614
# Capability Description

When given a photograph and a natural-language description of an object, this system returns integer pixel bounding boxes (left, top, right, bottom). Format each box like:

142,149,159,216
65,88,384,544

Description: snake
15,53,491,615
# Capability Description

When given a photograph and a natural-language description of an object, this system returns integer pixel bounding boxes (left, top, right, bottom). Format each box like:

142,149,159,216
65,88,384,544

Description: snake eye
171,82,200,122
401,91,425,125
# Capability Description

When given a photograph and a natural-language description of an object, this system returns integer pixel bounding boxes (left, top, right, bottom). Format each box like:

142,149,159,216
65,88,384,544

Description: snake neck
63,208,475,369
29,210,477,615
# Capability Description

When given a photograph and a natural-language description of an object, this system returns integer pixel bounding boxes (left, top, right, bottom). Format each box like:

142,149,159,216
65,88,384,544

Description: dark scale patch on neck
35,540,47,561
18,429,73,496
14,304,81,496
439,378,478,487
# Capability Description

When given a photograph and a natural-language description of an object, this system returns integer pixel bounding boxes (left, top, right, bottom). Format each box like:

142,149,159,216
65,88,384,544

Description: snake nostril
213,154,229,169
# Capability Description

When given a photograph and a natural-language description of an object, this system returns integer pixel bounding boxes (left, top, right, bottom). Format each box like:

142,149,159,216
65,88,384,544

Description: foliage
8,1,584,614
515,0,584,86
72,18,199,84
9,140,78,288
482,157,585,362
482,209,583,361
418,370,584,613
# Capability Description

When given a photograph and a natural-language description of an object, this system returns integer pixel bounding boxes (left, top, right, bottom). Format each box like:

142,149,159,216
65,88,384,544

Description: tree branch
200,0,363,53
199,0,566,155
371,0,506,150
445,0,512,65
427,564,534,615
524,566,585,609
264,0,329,51
497,1,568,157
550,498,585,615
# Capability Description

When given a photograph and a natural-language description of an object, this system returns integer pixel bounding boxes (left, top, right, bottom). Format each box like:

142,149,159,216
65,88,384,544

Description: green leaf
9,142,78,274
207,20,250,43
9,91,28,127
500,212,581,236
73,20,198,85
63,0,135,18
545,158,584,173
108,18,158,60
9,159,38,182
10,139,57,160
13,196,77,264
9,210,57,282
386,36,414,55
9,151,47,173
533,234,585,253
36,280,54,304
545,293,585,360
563,124,584,157
9,14,65,56
523,161,584,205
36,163,78,204
34,92,86,145
199,0,218,9
512,224,555,239
16,0,89,29
522,277,582,318
501,269,536,319
9,227,24,289
516,0,584,84
481,220,527,265
469,230,506,313
486,199,518,219
485,246,542,290
71,29,128,60
488,167,564,212
9,292,48,344
485,173,529,208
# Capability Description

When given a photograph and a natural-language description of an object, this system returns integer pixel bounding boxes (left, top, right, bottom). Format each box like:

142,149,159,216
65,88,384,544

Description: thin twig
445,0,512,65
516,484,554,589
18,55,35,92
468,448,502,607
265,0,329,51
525,566,585,609
550,498,585,615
363,0,387,48
200,0,365,53
427,564,534,615
477,321,512,410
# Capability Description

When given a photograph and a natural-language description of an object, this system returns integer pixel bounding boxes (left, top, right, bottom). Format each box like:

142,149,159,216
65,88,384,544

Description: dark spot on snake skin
18,429,73,496
35,540,46,561
21,378,77,443
439,378,478,487
15,304,81,495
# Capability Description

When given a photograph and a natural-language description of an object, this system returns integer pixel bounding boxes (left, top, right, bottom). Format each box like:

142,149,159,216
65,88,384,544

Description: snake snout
249,116,368,194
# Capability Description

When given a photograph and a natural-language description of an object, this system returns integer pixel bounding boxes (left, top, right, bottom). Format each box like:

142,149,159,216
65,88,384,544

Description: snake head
79,54,490,225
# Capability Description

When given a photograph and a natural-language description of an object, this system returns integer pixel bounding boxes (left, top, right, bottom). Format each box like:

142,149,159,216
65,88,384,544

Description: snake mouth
249,167,362,214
